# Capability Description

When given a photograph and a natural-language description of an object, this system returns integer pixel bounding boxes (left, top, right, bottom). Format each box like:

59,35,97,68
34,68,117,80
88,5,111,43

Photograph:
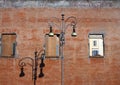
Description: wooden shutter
45,34,60,58
1,33,16,57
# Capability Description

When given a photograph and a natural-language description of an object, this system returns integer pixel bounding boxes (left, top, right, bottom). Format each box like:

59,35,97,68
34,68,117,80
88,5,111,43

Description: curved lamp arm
48,17,61,30
48,14,77,32
65,16,77,25
64,16,77,32
48,14,77,31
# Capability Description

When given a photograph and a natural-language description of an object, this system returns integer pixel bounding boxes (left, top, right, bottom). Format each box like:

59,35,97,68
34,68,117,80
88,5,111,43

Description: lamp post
18,49,45,85
18,14,77,85
48,14,77,85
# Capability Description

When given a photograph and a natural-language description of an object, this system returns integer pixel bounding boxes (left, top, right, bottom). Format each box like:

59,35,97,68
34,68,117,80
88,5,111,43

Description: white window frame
88,34,104,58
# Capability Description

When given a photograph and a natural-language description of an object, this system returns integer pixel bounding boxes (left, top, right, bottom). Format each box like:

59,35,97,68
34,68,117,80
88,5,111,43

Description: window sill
0,55,19,58
89,55,104,58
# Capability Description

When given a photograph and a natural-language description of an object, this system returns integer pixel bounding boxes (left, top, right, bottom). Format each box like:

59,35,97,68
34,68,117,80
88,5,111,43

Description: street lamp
48,14,77,38
18,14,77,85
47,14,77,85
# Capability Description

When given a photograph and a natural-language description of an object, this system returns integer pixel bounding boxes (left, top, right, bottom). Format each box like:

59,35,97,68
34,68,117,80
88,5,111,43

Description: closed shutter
1,33,16,57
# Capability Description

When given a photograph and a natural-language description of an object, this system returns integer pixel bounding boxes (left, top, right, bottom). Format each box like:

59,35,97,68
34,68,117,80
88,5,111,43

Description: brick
0,8,120,85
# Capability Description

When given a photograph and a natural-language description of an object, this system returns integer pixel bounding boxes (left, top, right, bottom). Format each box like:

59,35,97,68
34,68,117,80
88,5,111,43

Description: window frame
0,33,17,58
88,34,105,58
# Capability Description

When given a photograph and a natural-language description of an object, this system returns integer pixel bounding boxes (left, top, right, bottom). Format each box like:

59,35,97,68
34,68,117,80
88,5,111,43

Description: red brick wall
0,8,120,85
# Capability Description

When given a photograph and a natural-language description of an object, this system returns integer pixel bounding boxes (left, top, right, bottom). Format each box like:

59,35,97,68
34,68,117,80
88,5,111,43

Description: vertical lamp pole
48,14,77,85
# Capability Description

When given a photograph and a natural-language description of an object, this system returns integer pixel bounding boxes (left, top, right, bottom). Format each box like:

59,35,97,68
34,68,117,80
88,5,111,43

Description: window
92,49,99,56
45,34,60,58
1,33,17,58
93,40,97,46
89,34,104,58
